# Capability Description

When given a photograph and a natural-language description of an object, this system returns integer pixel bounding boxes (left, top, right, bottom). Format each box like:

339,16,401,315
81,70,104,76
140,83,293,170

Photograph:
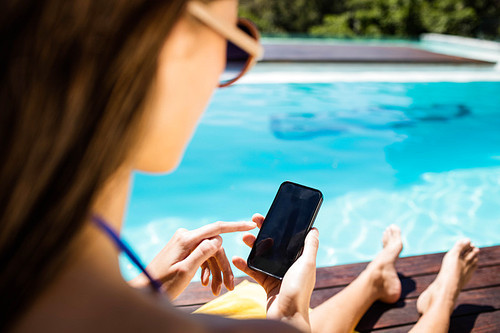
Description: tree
239,0,323,34
309,0,425,37
239,0,499,40
419,0,478,37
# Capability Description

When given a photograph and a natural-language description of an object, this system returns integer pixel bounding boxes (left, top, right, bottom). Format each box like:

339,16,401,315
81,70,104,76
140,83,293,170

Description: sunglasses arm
187,1,264,60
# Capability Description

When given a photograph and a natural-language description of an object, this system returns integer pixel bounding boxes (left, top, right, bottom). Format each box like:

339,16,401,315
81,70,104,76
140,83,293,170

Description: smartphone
247,181,323,279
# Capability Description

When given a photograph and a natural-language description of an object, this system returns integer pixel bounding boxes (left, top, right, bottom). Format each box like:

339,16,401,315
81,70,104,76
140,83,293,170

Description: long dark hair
0,0,189,329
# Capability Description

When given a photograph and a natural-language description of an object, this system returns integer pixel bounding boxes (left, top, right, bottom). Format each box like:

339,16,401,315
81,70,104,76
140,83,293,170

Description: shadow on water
382,103,471,127
270,101,500,185
270,112,346,140
270,104,471,140
384,103,500,184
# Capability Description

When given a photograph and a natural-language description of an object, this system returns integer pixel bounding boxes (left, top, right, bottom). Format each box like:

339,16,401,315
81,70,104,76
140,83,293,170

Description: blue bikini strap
91,214,163,293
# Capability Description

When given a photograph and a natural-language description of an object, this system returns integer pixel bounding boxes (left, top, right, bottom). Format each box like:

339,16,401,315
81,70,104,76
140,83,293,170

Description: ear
159,14,200,64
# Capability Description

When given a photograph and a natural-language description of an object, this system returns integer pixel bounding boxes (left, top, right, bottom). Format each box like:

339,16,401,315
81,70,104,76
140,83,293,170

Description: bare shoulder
12,285,203,333
103,289,302,333
13,284,299,333
129,292,302,333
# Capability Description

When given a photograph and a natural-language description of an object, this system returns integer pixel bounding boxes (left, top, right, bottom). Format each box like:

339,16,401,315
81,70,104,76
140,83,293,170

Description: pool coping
260,43,495,65
239,63,500,83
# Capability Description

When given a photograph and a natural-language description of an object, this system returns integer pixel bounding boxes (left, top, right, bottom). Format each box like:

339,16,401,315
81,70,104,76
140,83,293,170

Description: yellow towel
193,280,267,319
193,280,358,333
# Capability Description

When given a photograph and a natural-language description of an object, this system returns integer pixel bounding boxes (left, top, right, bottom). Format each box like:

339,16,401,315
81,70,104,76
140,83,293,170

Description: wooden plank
174,246,500,307
315,246,500,289
175,263,500,331
372,310,500,333
178,286,500,330
179,291,500,330
310,265,500,307
354,285,500,331
261,44,495,64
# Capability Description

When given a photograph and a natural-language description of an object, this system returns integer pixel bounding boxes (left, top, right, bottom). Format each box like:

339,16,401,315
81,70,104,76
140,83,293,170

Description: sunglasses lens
219,21,256,87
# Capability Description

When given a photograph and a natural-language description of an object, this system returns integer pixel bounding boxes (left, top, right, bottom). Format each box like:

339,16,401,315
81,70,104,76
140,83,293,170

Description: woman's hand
129,221,256,300
232,214,319,333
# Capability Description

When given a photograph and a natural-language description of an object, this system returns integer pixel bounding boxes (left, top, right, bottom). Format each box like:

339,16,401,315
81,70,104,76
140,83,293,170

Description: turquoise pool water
121,81,500,280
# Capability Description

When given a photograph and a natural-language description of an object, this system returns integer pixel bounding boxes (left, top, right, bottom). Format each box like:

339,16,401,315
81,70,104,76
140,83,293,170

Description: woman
1,0,479,332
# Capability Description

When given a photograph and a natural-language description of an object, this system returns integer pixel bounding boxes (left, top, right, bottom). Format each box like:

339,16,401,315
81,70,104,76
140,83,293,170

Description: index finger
190,221,257,242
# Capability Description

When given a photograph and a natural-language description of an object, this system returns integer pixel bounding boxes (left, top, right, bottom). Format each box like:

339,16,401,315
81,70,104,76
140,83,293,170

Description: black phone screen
247,181,323,279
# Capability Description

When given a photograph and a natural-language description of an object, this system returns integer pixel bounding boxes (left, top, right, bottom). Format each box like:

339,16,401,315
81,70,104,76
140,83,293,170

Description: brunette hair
0,0,189,329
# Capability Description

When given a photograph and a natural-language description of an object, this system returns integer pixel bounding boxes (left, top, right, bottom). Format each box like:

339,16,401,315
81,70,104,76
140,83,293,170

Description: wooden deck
261,43,495,64
175,245,500,332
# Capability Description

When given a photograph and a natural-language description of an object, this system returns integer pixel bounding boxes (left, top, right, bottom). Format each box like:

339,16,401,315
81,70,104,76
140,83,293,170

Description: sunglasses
186,1,264,88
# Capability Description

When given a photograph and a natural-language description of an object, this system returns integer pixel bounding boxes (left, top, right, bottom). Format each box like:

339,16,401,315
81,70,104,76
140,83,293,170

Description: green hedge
239,0,500,40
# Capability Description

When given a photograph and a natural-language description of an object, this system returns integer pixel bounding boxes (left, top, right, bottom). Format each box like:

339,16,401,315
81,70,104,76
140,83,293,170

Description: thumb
183,236,223,269
301,228,319,264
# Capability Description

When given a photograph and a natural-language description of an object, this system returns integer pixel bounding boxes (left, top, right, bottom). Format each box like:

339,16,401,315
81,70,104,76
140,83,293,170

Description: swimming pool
120,71,500,281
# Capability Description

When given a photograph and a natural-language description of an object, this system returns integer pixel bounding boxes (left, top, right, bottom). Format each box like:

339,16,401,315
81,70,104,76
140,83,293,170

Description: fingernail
212,236,222,246
247,222,257,228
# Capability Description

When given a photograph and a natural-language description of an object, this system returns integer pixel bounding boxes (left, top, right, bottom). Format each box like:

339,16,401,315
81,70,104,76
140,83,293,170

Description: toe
383,225,399,242
452,239,471,255
471,256,479,267
465,247,479,263
391,225,402,241
382,228,390,247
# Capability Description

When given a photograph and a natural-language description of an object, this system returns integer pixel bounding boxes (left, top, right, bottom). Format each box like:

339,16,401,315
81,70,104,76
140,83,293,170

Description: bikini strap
91,214,163,293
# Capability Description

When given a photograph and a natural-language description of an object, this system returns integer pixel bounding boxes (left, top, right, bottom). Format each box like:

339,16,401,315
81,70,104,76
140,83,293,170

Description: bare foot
366,225,403,303
417,239,479,315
